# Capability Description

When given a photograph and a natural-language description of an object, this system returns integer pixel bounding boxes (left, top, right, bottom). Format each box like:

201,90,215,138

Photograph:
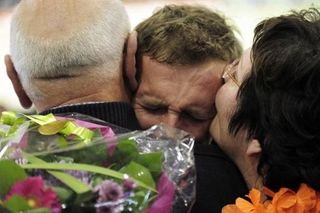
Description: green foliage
119,161,158,213
111,138,139,170
52,186,74,203
3,195,30,212
26,208,51,213
41,139,108,165
136,152,163,179
125,190,153,212
112,139,164,180
0,112,169,212
0,160,26,199
24,153,92,203
119,161,155,189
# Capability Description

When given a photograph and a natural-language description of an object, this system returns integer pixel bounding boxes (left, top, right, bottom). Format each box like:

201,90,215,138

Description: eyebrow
183,106,216,120
138,95,167,106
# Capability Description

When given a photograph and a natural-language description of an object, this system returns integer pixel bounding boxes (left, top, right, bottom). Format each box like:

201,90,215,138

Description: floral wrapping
0,112,195,213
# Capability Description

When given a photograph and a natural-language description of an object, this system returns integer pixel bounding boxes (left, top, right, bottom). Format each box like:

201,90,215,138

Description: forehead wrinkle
138,56,222,114
15,0,104,41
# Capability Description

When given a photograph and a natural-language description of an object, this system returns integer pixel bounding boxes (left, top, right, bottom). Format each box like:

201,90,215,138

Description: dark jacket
41,102,141,133
191,142,248,213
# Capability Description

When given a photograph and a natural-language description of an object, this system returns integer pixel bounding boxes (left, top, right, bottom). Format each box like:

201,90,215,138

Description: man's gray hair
10,0,130,87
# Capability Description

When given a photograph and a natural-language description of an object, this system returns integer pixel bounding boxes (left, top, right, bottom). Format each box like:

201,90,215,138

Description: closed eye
142,105,167,114
180,111,212,123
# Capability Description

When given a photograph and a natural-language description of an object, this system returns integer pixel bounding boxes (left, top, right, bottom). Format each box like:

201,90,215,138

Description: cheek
210,85,238,144
215,85,238,119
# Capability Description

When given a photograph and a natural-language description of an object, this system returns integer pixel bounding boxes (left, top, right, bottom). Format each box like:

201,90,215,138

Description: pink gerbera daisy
4,176,61,213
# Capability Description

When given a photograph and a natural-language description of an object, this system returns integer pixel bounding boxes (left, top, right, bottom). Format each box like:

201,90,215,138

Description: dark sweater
191,142,248,213
40,102,141,133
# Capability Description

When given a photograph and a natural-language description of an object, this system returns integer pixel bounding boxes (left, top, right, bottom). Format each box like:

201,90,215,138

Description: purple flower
145,173,175,213
95,180,124,213
122,178,136,191
66,170,91,185
8,148,28,165
8,148,23,159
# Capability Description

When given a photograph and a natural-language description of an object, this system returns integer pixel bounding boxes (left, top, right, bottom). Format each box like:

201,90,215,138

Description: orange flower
222,188,264,213
223,184,320,213
315,192,320,212
222,204,244,213
265,187,296,213
295,183,317,212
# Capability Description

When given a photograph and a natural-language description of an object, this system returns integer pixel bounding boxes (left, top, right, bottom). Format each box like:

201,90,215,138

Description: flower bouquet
0,112,195,213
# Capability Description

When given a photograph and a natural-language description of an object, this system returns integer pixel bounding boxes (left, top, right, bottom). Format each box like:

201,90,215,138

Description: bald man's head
10,0,130,86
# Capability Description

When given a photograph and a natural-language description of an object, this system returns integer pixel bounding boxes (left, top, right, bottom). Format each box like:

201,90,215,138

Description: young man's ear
246,139,262,157
124,31,138,92
5,55,32,109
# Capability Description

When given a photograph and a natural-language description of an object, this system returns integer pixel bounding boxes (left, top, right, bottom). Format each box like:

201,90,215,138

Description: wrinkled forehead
137,56,226,108
140,55,225,81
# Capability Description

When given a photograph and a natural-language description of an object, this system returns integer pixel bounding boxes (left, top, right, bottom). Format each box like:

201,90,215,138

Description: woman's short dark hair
229,8,320,192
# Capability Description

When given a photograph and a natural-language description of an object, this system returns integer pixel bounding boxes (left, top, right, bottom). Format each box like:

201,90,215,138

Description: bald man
6,0,140,132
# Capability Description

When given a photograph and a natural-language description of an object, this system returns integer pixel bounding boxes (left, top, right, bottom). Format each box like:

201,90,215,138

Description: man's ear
124,31,138,92
246,139,262,157
5,55,32,109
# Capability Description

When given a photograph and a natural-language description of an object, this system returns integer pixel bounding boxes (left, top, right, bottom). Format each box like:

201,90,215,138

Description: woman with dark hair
210,8,320,212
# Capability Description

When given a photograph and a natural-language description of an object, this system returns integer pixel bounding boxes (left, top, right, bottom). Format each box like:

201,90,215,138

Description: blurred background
0,0,317,112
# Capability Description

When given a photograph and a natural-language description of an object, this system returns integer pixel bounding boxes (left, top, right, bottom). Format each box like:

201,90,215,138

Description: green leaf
90,176,104,187
38,120,68,135
0,160,26,199
50,171,93,204
47,141,108,165
26,208,51,213
57,136,68,148
20,162,157,193
52,186,74,203
23,153,92,204
136,152,163,179
24,113,56,126
111,138,139,169
119,161,156,189
25,153,90,192
131,190,153,212
3,195,30,212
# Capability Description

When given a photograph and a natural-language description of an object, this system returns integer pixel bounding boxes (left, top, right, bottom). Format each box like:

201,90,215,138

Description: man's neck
30,74,130,112
35,90,130,113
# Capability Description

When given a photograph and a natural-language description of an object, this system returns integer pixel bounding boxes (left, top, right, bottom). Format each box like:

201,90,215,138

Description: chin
194,132,211,144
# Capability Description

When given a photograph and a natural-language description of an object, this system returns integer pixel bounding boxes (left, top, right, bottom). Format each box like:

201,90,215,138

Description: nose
163,111,180,128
